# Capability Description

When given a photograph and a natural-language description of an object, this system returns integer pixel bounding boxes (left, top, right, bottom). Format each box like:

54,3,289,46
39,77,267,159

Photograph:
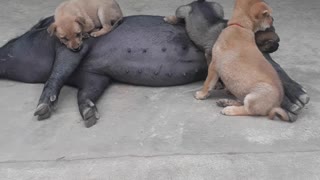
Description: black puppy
165,0,309,121
165,0,280,63
165,0,226,63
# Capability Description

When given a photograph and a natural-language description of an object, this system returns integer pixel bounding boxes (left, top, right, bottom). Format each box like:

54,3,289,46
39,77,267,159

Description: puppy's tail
268,107,289,121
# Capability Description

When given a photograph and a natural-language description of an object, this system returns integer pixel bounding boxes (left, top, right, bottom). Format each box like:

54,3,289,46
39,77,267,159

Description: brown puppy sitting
195,0,289,121
48,0,123,51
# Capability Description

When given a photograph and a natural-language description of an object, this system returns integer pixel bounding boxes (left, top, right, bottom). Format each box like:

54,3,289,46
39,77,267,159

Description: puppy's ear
176,5,192,18
211,2,224,19
250,2,270,20
262,10,270,18
47,23,57,36
75,17,86,27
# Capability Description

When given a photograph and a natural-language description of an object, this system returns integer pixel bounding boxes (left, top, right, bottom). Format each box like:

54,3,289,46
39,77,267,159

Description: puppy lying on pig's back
48,0,123,51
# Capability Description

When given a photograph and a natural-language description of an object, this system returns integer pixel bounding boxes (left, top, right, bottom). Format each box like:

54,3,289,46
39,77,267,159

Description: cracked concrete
0,0,319,179
2,152,320,180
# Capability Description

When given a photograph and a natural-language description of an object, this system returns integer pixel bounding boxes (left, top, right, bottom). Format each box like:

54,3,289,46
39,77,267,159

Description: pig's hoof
287,111,298,123
81,100,100,128
34,103,52,120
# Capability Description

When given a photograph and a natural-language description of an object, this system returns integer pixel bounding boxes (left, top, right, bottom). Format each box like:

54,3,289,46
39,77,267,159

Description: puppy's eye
60,37,68,43
76,33,81,37
61,37,68,41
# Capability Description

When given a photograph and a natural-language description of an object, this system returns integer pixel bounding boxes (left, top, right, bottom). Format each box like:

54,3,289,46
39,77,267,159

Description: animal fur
194,0,289,121
48,0,123,51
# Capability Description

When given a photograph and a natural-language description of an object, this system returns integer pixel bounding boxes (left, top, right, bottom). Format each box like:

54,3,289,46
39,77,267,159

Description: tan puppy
48,0,123,51
195,0,289,121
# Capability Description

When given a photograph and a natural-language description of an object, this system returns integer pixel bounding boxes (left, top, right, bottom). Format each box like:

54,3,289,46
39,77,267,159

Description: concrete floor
0,0,319,179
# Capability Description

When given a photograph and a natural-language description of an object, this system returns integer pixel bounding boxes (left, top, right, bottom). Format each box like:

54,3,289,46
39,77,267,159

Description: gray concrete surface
0,0,319,179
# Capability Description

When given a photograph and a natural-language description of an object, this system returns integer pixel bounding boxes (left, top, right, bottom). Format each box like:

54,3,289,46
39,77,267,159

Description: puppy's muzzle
270,16,274,26
71,44,83,52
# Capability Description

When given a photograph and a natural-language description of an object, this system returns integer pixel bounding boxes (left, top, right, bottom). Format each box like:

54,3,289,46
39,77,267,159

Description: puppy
48,0,123,51
164,0,226,65
164,0,280,92
194,0,289,121
164,0,280,65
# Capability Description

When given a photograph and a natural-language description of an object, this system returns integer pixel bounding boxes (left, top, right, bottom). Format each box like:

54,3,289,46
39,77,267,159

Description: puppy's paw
90,32,99,38
83,33,90,39
216,100,226,107
164,16,178,24
163,16,170,22
216,99,241,107
221,107,234,116
194,91,209,100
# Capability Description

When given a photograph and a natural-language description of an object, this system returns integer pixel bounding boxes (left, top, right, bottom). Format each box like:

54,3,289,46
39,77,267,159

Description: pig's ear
47,23,57,36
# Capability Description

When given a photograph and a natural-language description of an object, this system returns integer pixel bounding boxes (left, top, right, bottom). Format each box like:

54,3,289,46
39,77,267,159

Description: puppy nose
270,17,274,26
72,46,82,52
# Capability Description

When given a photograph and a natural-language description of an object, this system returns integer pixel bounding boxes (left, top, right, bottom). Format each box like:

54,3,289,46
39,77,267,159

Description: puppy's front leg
205,53,226,91
205,53,212,65
195,60,219,100
90,23,112,37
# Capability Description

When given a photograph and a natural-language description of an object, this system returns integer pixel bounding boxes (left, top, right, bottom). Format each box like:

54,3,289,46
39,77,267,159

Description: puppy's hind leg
195,61,219,100
221,106,251,116
221,93,260,116
90,8,116,37
224,84,280,118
